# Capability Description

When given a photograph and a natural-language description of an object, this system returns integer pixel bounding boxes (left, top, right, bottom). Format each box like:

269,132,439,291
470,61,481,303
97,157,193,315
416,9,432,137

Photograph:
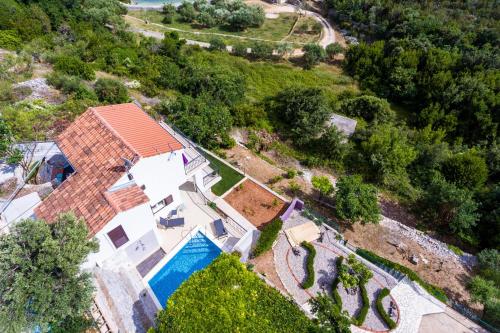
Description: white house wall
84,202,159,268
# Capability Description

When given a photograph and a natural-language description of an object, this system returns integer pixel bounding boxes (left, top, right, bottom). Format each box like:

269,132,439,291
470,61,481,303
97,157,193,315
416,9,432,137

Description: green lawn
204,152,244,196
149,253,315,333
127,10,298,42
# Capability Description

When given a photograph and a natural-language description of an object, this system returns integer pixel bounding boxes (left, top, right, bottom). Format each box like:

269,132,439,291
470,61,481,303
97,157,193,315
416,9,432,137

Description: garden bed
224,179,286,229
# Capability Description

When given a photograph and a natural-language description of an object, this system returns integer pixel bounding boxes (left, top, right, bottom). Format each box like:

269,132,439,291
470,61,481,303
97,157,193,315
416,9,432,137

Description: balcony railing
184,154,206,174
203,169,219,187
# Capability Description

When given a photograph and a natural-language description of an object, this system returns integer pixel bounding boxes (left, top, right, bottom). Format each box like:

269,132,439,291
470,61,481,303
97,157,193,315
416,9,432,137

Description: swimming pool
148,231,221,307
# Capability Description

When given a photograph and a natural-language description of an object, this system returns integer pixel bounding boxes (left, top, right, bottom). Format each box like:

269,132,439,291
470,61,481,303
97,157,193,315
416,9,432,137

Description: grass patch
128,10,299,42
356,248,448,303
252,218,283,257
376,288,397,329
301,241,316,289
447,244,464,256
149,253,315,333
204,152,244,196
183,51,356,103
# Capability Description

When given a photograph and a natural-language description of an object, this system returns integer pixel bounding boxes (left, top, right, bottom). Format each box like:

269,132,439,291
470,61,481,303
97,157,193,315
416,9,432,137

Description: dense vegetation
252,218,282,257
148,253,316,333
0,214,98,332
301,241,316,289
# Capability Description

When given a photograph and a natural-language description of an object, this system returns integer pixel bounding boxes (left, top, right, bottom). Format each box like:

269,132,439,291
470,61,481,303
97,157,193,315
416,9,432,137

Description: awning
284,221,321,248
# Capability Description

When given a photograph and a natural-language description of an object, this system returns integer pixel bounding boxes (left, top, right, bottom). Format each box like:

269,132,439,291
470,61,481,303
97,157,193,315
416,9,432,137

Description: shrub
286,168,297,179
356,248,448,302
301,241,316,289
376,288,397,329
209,37,226,52
47,73,97,100
94,78,129,104
268,175,283,184
252,218,283,257
354,283,369,326
0,30,21,50
54,56,95,80
447,244,464,256
251,41,274,60
331,257,343,308
232,43,248,57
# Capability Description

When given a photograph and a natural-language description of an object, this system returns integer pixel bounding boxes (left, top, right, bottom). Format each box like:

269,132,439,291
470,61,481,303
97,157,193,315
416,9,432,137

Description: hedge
301,241,316,289
332,257,343,308
356,248,448,303
376,288,397,329
354,283,369,326
252,218,283,257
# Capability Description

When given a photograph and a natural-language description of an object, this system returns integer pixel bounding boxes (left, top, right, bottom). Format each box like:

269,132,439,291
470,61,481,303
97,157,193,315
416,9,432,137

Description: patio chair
213,219,228,239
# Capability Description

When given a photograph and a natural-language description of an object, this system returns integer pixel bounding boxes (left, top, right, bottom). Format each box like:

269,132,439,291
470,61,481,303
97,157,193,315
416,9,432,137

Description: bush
232,43,248,57
94,78,129,104
376,288,397,329
354,283,369,326
252,218,283,257
286,168,297,179
356,248,448,302
54,56,95,80
301,241,316,289
0,30,21,50
251,41,274,60
47,73,97,100
209,37,226,51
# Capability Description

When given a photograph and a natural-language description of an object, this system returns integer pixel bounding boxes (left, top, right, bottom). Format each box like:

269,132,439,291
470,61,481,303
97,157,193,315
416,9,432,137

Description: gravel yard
274,212,399,332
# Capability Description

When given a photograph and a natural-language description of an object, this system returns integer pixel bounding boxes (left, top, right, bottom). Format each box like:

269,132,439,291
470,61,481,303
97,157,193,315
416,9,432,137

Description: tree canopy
0,214,98,332
149,253,316,333
335,175,380,224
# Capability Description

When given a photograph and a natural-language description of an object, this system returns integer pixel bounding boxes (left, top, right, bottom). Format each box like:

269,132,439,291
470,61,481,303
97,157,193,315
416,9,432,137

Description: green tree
149,253,314,333
325,42,343,61
177,1,197,22
162,4,176,24
0,30,21,50
209,37,226,51
420,175,479,237
312,175,334,199
342,95,395,123
312,126,350,166
358,124,417,186
0,214,98,332
160,31,186,60
309,293,351,333
302,43,326,69
251,41,274,60
442,150,489,189
94,78,129,104
274,87,330,146
54,56,95,81
156,95,233,148
335,175,380,224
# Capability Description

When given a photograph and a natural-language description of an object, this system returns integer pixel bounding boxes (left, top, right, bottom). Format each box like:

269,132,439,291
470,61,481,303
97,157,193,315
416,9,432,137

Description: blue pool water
148,232,221,307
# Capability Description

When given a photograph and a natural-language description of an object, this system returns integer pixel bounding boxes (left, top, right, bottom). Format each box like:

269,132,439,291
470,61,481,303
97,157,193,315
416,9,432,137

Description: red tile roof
34,103,181,236
104,185,149,213
93,103,183,157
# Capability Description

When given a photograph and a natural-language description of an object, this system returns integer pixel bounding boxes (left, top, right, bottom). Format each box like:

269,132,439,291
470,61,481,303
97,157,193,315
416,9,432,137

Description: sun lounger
213,219,228,238
158,217,185,228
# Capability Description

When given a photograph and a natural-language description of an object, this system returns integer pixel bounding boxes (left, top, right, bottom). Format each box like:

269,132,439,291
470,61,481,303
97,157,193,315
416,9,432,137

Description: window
151,195,174,214
108,225,129,249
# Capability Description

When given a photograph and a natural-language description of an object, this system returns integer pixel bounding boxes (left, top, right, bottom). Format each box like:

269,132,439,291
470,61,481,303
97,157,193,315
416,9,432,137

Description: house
34,103,228,269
